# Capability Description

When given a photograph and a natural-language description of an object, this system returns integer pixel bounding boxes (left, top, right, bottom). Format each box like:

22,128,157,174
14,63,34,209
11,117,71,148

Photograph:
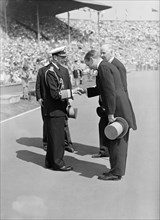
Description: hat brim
50,46,67,57
67,107,78,119
57,54,66,57
52,52,66,57
115,117,129,138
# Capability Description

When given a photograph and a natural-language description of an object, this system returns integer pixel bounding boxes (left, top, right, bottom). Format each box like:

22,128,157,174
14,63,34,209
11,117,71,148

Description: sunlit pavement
1,70,159,219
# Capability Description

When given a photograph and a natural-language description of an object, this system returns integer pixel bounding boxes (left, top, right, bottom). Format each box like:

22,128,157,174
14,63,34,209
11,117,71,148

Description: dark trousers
64,118,72,146
108,130,129,176
99,116,130,176
41,107,47,143
42,110,72,147
45,116,65,169
99,117,110,156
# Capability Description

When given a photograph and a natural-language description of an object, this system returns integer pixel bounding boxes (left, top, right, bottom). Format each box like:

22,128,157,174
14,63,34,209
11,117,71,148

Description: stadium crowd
0,15,159,85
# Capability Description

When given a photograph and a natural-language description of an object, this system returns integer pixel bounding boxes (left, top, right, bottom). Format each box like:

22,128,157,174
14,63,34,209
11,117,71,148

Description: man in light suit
91,44,137,158
84,50,137,180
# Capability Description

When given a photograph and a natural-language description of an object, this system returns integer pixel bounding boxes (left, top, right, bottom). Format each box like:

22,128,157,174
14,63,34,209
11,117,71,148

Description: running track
1,71,159,219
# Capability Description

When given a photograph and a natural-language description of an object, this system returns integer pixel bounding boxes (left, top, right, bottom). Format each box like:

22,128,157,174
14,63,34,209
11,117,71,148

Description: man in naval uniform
36,48,75,153
43,46,83,171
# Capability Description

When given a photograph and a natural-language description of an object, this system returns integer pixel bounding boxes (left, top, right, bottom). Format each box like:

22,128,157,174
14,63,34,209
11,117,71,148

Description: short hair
101,44,114,54
84,50,99,62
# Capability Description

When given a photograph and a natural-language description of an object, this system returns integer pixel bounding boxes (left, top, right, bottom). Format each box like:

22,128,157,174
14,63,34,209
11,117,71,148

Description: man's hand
72,87,85,95
108,114,116,123
38,98,44,107
80,88,87,94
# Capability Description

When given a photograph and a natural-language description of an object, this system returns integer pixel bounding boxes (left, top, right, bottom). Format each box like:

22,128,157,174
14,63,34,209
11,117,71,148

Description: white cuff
61,89,72,99
86,88,89,97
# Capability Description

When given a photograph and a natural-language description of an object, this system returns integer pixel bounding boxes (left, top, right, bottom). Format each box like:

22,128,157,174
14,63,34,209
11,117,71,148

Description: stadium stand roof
5,0,111,16
74,0,111,11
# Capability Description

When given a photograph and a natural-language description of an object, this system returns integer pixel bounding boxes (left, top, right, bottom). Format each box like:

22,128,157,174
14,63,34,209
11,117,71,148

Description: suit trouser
99,117,110,156
99,116,129,176
64,117,72,146
41,107,47,143
108,130,129,176
45,116,65,169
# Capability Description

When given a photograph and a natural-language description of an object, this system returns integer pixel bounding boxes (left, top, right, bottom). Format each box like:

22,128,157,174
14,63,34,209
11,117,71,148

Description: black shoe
53,165,73,171
102,170,110,175
45,161,51,169
65,146,74,153
98,173,121,181
92,152,109,158
43,142,47,151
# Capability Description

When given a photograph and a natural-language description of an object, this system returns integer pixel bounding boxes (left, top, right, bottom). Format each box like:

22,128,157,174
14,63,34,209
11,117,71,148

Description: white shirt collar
52,62,59,69
97,58,103,69
108,56,114,63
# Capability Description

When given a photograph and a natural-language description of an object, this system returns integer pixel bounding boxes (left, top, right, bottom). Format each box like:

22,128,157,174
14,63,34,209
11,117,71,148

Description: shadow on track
16,139,99,155
16,137,43,149
64,156,109,178
72,142,99,156
16,150,45,167
16,141,109,178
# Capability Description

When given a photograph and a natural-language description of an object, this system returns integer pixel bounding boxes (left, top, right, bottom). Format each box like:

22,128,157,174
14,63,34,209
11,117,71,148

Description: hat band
111,122,123,136
104,121,124,140
53,51,66,57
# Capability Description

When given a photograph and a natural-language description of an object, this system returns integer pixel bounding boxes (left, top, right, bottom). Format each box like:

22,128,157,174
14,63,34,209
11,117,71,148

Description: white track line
0,107,40,124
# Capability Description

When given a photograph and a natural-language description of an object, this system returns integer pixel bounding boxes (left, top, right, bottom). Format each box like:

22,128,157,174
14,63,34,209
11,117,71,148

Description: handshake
72,87,87,95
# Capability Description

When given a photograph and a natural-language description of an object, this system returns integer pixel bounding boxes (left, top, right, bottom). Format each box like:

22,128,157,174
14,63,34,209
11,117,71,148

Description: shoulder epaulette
44,62,50,66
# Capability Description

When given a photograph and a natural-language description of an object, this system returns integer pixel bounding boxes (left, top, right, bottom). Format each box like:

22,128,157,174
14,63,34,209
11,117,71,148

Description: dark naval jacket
38,62,72,117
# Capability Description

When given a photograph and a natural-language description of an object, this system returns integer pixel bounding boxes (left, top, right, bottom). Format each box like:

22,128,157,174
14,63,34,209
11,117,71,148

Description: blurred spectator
21,63,32,100
72,60,82,86
0,72,5,85
79,60,85,84
0,16,159,86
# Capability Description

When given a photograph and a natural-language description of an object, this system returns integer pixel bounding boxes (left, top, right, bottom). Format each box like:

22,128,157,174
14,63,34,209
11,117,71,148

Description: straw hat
104,117,129,140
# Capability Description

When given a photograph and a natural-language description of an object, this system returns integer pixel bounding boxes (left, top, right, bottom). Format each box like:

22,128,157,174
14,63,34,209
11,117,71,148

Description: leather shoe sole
43,143,47,151
65,147,74,153
98,173,121,181
53,166,73,171
92,153,109,158
45,161,51,169
102,171,110,175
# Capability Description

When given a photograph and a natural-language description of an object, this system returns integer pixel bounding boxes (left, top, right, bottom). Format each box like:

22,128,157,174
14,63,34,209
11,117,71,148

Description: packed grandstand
0,13,159,84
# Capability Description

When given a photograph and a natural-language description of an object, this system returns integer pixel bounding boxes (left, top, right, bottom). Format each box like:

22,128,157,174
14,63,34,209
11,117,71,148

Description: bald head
100,44,114,61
